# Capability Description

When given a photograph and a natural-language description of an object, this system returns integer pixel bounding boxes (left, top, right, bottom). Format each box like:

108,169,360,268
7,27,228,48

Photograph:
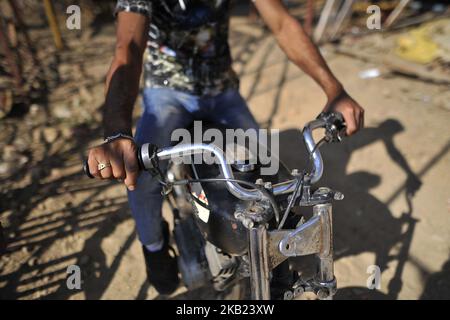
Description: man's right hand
87,138,139,191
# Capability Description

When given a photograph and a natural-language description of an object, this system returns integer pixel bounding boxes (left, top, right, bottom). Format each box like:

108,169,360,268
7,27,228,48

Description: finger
346,124,357,136
123,149,139,191
95,155,113,179
88,152,101,178
353,109,361,131
345,112,358,136
110,150,126,180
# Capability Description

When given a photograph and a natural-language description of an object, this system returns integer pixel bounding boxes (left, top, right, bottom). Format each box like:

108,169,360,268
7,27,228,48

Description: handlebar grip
333,112,347,139
319,111,347,142
83,160,95,179
83,147,148,179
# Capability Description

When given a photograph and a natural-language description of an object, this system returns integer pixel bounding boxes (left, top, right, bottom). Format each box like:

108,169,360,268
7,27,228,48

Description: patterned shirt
115,0,239,96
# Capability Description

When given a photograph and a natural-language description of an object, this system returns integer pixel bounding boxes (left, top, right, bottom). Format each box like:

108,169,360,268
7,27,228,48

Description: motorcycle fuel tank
189,150,291,256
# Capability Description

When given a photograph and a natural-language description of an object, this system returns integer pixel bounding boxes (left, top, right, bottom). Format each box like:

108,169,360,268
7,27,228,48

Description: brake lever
317,111,347,143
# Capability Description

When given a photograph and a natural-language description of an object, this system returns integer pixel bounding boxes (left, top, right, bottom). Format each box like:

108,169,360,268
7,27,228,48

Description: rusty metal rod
43,0,64,50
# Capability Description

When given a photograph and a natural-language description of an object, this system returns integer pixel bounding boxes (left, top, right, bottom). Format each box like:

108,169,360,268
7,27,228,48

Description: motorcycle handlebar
83,112,346,201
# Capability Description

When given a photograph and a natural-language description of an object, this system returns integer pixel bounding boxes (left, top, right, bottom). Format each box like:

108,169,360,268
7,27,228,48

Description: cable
277,171,305,230
276,136,327,229
304,136,327,174
154,134,328,227
169,177,281,223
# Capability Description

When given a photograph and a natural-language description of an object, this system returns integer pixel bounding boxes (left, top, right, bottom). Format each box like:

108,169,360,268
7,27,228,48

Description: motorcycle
85,111,347,300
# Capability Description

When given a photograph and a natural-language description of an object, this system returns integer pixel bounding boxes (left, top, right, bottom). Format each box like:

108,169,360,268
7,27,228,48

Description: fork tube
314,203,334,283
249,225,270,300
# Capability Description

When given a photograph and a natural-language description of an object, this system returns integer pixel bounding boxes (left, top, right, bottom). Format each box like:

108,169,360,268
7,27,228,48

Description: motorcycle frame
248,202,336,300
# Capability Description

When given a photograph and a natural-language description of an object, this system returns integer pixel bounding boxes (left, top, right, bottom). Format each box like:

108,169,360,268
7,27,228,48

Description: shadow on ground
1,1,449,301
278,120,449,300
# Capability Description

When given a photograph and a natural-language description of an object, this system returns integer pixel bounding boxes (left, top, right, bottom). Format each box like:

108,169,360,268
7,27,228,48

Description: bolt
244,218,254,229
264,182,272,190
255,178,264,185
294,286,305,297
334,192,344,201
291,169,300,176
284,291,294,300
317,288,330,300
234,211,245,220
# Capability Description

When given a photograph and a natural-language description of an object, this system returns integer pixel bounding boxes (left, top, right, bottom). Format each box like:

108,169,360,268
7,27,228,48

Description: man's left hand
327,92,365,136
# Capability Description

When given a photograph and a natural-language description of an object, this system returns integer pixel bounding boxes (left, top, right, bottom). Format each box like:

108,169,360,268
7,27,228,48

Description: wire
276,135,327,229
154,134,328,227
277,171,305,230
169,177,281,223
304,136,327,174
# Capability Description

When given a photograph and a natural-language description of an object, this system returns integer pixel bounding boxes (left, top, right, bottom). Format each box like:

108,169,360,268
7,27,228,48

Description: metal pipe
156,143,265,201
384,0,411,29
313,0,336,43
156,143,304,199
302,118,326,184
143,117,325,200
329,0,355,40
249,225,270,300
141,116,326,201
314,203,334,283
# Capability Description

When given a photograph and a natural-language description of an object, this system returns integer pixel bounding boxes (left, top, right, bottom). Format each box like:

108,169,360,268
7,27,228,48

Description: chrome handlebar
143,143,265,201
139,112,346,202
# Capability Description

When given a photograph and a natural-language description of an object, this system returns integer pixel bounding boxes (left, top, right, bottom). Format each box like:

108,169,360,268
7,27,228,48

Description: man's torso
116,0,238,96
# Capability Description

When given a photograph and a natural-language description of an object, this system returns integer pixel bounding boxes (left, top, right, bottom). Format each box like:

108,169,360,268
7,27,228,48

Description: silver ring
97,163,111,171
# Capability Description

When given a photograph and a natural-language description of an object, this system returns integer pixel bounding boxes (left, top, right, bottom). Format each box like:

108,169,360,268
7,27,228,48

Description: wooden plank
335,47,450,84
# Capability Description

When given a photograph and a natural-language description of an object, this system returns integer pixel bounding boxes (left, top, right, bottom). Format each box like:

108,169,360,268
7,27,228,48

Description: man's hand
328,92,365,136
87,138,139,191
253,0,366,135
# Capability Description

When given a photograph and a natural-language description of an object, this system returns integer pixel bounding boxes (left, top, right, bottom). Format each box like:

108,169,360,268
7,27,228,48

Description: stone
2,145,16,162
27,257,37,267
42,127,59,144
52,104,72,119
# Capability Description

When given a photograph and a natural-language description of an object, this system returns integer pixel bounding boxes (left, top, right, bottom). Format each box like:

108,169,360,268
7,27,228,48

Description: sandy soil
1,6,449,300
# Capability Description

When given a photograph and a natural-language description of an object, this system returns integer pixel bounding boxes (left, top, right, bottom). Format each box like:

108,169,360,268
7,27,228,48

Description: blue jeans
128,88,259,246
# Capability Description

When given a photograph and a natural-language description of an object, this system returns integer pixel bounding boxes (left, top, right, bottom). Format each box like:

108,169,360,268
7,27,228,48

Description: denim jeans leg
127,88,194,246
209,89,259,131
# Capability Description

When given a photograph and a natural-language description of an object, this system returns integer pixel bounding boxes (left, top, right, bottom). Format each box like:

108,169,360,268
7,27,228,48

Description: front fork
247,203,336,300
248,225,271,300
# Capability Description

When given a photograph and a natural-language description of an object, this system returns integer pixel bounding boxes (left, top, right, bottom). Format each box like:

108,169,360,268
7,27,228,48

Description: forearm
275,16,343,101
254,0,343,101
103,57,143,138
102,12,149,138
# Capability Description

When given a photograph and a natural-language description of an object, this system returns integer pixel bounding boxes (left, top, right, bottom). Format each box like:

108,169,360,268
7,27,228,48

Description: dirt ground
1,4,449,300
